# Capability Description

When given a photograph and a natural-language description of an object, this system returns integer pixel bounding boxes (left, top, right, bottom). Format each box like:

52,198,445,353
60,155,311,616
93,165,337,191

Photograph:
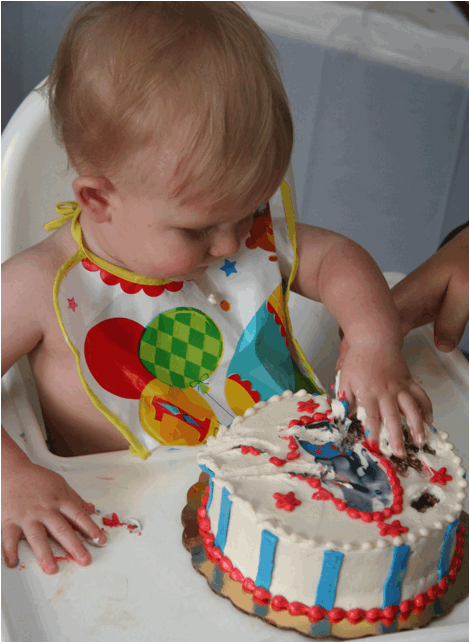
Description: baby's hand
2,461,106,573
338,342,432,458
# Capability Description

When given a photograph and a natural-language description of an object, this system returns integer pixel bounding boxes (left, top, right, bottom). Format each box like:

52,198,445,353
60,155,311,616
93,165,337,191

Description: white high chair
2,80,468,643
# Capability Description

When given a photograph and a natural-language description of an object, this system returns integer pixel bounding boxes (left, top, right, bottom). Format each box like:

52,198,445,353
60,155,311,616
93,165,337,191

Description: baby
2,1,432,575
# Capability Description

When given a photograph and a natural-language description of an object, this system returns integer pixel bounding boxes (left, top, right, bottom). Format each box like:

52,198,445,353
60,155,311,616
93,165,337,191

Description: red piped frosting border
197,487,465,626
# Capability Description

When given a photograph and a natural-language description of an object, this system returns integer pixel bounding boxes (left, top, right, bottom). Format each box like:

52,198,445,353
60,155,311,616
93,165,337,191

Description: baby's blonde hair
44,1,293,212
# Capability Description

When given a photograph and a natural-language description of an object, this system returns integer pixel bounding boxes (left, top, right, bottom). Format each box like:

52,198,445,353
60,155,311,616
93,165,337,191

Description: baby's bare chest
28,297,129,455
28,288,128,453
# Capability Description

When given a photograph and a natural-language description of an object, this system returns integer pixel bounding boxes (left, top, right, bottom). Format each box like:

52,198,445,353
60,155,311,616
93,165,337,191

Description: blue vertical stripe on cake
214,487,232,553
199,464,215,511
438,517,460,581
382,545,410,608
314,551,344,610
255,530,279,589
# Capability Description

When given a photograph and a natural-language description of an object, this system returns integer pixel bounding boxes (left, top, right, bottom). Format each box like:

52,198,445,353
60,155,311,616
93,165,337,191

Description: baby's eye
183,226,213,240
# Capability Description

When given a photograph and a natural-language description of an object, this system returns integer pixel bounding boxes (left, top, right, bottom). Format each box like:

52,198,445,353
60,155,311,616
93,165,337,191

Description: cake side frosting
197,389,467,613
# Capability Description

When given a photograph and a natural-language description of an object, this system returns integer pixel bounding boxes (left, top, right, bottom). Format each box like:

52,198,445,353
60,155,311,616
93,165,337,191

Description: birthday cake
196,389,467,626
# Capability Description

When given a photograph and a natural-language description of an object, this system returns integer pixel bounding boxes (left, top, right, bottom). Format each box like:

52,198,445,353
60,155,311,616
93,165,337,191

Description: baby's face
107,193,255,281
119,201,254,281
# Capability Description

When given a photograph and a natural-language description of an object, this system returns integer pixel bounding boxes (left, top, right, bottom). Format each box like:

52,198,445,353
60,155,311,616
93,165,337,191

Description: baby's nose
209,227,240,258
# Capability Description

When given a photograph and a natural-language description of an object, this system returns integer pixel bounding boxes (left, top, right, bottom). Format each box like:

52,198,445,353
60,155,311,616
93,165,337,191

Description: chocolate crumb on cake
389,425,429,475
342,415,436,477
411,491,440,512
340,417,364,449
423,442,436,455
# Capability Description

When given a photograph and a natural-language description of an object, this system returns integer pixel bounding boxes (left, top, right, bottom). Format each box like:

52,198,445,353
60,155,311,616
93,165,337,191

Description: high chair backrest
1,80,76,263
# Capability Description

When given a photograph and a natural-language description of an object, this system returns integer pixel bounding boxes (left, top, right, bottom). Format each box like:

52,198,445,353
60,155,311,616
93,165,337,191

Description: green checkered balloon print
139,307,224,389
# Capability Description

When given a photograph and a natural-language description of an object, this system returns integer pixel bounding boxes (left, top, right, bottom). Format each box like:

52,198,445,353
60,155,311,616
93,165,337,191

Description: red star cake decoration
296,400,320,414
377,520,409,538
273,491,302,512
429,467,452,486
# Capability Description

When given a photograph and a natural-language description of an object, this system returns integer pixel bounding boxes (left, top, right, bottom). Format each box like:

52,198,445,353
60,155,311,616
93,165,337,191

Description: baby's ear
72,176,117,223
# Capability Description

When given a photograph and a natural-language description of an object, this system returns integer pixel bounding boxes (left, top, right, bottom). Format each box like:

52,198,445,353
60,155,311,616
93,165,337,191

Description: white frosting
198,390,466,611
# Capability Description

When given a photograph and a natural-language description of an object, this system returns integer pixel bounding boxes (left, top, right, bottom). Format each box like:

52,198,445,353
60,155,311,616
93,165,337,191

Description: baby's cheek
158,243,201,275
238,217,254,240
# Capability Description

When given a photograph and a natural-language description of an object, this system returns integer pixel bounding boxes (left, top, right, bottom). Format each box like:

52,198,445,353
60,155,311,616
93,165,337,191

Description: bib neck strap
280,182,324,395
45,201,174,286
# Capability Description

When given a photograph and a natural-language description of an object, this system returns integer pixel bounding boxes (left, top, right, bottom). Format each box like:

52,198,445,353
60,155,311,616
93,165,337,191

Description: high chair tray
2,288,468,642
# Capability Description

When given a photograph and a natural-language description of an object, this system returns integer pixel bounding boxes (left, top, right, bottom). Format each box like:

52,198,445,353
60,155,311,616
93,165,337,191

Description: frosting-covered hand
337,342,432,458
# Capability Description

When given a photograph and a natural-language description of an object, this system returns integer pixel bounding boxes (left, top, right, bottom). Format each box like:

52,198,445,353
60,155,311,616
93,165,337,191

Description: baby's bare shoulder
2,229,76,373
3,233,69,292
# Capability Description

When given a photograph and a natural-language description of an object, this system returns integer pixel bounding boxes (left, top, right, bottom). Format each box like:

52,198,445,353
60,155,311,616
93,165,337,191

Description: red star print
273,491,301,512
297,400,319,414
67,297,78,312
429,467,452,485
377,520,409,538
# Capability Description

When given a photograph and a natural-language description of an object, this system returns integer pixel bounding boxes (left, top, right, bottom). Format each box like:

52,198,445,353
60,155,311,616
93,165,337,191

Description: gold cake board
182,473,468,640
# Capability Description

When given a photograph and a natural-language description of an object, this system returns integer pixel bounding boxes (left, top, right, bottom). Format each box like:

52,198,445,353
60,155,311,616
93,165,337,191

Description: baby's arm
2,251,106,573
290,224,432,456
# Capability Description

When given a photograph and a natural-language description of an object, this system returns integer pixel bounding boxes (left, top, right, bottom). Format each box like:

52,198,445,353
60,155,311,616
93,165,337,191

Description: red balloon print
84,318,153,399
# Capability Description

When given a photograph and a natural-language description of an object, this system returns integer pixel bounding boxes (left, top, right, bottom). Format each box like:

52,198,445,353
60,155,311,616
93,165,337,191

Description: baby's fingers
21,522,60,574
398,390,425,448
379,399,406,458
409,381,433,427
2,523,22,568
65,483,106,541
361,399,381,447
40,501,105,571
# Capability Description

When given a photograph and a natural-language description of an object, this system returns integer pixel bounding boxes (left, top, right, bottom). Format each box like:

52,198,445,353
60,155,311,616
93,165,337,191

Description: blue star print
220,259,237,277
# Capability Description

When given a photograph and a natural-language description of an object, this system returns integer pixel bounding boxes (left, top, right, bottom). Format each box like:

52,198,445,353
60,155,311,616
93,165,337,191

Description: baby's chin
173,266,207,281
162,265,209,282
125,261,208,282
